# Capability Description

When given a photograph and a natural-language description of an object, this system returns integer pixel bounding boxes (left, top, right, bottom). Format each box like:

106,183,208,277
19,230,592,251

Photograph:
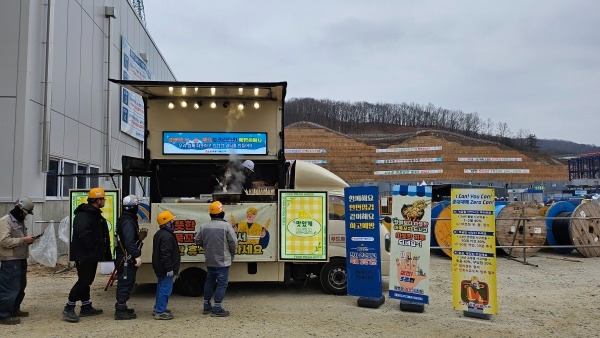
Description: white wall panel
77,123,91,162
0,1,20,97
90,128,102,165
63,117,78,158
91,23,105,129
64,1,82,120
51,0,68,114
26,1,46,105
50,109,65,155
0,98,16,199
78,10,93,126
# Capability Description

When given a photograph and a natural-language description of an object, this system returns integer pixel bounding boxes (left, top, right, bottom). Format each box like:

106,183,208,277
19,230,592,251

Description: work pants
68,261,98,303
204,266,230,305
0,259,27,319
115,255,137,305
154,275,173,313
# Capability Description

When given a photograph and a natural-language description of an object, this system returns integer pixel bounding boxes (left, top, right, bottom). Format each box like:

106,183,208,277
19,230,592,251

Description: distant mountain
536,139,600,157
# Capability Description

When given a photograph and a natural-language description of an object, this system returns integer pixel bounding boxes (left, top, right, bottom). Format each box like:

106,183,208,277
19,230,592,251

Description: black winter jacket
152,227,180,277
70,203,112,262
115,209,141,259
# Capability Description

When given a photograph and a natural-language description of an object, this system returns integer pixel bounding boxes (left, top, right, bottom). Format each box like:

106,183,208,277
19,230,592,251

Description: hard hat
157,210,176,226
241,160,254,172
15,196,34,215
246,207,257,215
88,187,106,199
209,201,224,214
122,195,139,210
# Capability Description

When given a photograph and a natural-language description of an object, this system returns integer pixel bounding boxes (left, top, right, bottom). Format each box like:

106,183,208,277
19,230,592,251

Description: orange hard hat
157,210,176,226
88,187,105,199
209,201,224,214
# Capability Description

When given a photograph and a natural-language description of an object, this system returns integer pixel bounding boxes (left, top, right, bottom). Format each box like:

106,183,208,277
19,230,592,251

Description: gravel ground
4,251,599,338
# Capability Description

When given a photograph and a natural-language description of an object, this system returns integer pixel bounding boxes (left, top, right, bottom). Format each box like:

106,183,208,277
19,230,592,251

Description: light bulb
194,87,198,93
238,103,244,110
168,87,173,93
193,102,200,109
211,87,216,95
254,88,259,95
239,88,244,94
181,101,188,108
254,102,260,109
181,87,187,94
210,102,216,109
168,102,175,109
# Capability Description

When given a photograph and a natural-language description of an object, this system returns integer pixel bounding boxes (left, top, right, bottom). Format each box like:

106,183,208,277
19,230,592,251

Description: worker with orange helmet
62,187,111,323
151,209,180,320
195,201,237,317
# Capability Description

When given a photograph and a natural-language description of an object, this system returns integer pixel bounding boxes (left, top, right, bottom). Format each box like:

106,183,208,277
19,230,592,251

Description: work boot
15,309,29,317
153,312,173,320
62,305,79,323
210,307,230,317
202,303,213,315
79,303,103,317
114,309,137,320
151,308,171,316
0,317,21,325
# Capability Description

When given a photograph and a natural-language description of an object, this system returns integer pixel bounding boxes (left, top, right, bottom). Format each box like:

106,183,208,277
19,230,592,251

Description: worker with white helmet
0,196,36,325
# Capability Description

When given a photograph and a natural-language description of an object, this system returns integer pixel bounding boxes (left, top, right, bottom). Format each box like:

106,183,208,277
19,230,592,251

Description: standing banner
69,189,119,260
451,188,498,315
279,191,328,261
388,185,432,304
344,186,382,298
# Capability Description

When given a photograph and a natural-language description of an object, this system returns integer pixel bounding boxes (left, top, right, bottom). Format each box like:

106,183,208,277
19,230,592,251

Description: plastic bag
58,216,70,243
29,223,58,267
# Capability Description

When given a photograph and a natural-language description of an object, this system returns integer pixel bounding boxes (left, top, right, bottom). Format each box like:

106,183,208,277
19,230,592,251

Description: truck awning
109,79,287,101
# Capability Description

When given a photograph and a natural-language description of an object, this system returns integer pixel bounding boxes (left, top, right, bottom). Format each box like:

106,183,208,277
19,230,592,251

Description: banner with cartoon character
344,186,382,298
279,191,328,261
152,203,277,262
388,185,432,304
451,188,497,315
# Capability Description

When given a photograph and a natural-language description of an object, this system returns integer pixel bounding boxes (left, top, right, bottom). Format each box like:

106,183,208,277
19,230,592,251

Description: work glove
134,257,142,267
138,228,148,241
166,270,174,278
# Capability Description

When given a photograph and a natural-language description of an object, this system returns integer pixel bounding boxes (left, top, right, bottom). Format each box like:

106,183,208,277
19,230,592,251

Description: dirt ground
3,251,599,338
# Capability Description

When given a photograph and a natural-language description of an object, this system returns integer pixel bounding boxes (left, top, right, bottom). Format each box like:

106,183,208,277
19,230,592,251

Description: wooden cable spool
496,201,547,257
569,202,600,258
433,205,452,258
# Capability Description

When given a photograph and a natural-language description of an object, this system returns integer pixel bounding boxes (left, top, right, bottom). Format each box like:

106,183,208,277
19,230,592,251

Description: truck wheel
174,267,206,297
319,258,347,295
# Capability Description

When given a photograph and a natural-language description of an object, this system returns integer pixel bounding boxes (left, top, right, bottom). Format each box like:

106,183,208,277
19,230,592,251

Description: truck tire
319,258,347,295
174,267,206,297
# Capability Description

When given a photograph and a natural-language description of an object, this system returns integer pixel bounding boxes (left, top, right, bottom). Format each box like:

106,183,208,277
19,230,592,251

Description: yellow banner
451,188,497,315
154,203,277,262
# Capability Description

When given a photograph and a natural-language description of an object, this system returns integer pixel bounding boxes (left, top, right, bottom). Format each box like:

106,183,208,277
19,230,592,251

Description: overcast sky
142,0,600,146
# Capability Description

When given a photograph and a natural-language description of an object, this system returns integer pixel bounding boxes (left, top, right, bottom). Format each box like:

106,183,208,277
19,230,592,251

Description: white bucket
100,261,115,274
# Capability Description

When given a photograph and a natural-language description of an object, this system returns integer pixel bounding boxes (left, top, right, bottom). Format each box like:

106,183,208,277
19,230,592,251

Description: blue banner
163,132,267,155
345,186,382,298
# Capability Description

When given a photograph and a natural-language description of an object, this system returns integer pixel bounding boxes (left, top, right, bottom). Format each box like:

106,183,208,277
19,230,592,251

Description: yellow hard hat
157,210,176,226
246,207,257,215
209,201,224,214
88,187,105,199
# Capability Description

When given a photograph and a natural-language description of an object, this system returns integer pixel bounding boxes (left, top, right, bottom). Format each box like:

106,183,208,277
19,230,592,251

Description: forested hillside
285,98,600,156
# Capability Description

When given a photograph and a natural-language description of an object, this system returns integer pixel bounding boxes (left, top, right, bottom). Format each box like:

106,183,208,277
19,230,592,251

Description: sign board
344,186,382,298
388,185,432,304
163,131,268,155
450,188,498,315
279,191,328,261
121,36,152,141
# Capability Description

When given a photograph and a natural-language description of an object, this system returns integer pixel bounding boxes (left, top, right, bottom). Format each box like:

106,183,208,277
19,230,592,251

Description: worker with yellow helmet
62,187,111,323
195,201,237,317
151,209,180,320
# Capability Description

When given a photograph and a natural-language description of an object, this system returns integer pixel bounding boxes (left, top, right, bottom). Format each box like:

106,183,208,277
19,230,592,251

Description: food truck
112,80,390,295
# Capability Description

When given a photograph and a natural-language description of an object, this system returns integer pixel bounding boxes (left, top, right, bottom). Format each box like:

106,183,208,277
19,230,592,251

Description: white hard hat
242,160,254,172
16,196,34,215
122,194,139,210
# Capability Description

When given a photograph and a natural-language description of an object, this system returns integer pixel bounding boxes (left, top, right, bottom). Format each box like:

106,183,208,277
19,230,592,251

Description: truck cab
113,80,389,295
